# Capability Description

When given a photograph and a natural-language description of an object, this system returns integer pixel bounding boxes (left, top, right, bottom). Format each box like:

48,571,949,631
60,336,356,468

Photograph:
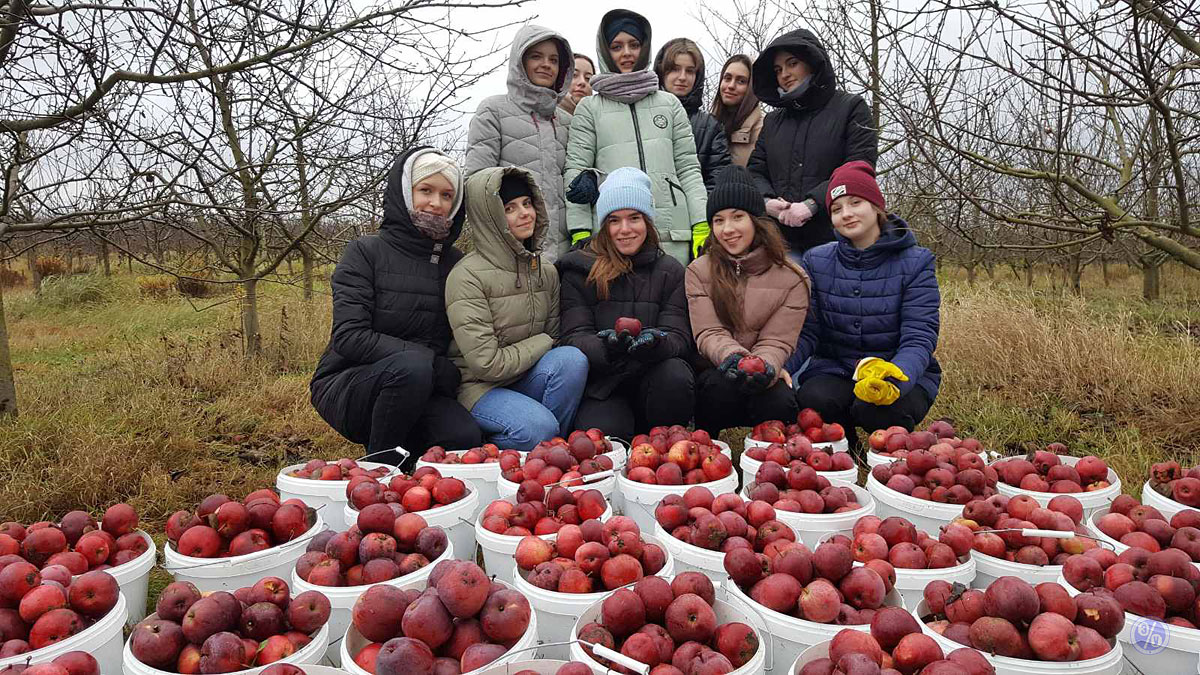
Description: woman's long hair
706,214,801,331
586,217,661,300
709,54,760,140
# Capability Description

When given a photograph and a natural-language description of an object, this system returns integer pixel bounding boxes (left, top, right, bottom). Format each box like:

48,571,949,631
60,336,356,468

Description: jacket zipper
629,102,647,171
666,179,681,206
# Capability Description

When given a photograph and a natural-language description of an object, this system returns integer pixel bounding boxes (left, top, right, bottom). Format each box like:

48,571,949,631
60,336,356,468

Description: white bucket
994,456,1121,521
497,472,616,503
969,549,1063,590
512,534,676,661
0,592,126,673
738,452,858,490
277,461,400,532
616,472,739,534
568,582,768,675
722,577,902,672
1143,480,1189,518
121,610,329,675
1083,507,1199,572
866,451,893,468
815,533,976,610
163,514,326,593
913,598,1124,675
338,579,537,675
743,435,849,454
87,530,155,625
652,522,728,586
476,500,613,584
604,439,627,472
743,484,875,549
789,640,832,673
344,487,479,565
416,451,509,521
289,540,452,665
474,660,573,674
865,473,962,537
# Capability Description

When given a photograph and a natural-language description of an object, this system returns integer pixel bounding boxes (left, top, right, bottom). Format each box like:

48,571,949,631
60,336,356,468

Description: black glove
627,329,668,362
431,356,461,397
566,170,600,205
717,353,746,385
597,329,633,360
741,362,776,394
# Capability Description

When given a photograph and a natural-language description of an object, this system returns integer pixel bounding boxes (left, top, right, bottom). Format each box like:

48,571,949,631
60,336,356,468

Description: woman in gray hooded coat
466,25,574,263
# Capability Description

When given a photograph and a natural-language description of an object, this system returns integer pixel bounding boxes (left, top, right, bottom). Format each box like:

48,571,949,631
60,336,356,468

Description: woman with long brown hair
686,165,811,436
557,167,695,439
710,54,763,167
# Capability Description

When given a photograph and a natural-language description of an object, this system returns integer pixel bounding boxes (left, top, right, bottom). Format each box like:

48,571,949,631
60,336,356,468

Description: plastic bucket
122,610,329,675
1143,480,1189,518
743,435,849,454
0,592,126,673
865,473,962,537
289,540,453,665
277,461,400,532
738,452,858,489
512,534,676,661
416,451,507,521
616,472,739,534
1084,507,1199,572
476,499,613,584
88,530,155,625
344,487,479,565
866,451,894,469
164,514,326,593
604,439,627,472
497,472,616,503
652,522,728,586
338,579,538,675
994,456,1121,521
815,532,976,610
790,640,833,673
969,550,1063,589
913,598,1124,675
723,576,903,672
568,582,768,675
743,484,875,549
473,660,574,674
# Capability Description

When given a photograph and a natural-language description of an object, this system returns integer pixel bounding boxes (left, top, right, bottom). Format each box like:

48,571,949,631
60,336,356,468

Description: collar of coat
464,167,549,275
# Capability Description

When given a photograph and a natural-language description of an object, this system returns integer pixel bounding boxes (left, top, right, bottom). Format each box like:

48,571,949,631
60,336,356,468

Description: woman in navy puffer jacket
785,160,941,438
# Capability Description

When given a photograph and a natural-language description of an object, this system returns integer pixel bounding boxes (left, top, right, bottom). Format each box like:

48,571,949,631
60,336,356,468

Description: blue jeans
470,346,588,450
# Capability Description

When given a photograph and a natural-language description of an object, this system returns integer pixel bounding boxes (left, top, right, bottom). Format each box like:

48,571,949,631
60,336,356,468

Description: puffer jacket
564,9,707,264
465,25,573,263
748,28,878,253
311,147,465,387
653,39,731,192
784,216,941,401
446,167,560,410
685,246,811,377
557,242,693,398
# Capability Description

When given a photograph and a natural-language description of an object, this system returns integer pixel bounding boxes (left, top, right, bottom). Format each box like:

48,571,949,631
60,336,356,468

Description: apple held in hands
737,355,766,374
614,317,642,337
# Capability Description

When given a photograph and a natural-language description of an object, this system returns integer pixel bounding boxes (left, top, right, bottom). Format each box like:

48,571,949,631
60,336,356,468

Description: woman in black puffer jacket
654,38,732,194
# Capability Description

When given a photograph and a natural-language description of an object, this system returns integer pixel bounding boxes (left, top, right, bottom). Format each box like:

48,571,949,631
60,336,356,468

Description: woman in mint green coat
564,9,708,264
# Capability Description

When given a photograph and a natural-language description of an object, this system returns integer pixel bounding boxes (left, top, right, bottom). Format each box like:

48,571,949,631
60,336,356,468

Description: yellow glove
570,230,592,245
853,357,909,384
855,377,901,405
691,221,710,259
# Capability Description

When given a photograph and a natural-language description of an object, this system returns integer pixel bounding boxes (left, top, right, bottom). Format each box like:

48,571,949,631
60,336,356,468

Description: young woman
564,9,708,264
446,167,588,451
557,167,695,439
686,165,811,436
466,25,574,263
560,53,596,115
787,160,941,436
748,29,878,256
653,38,731,191
310,148,480,468
710,54,763,167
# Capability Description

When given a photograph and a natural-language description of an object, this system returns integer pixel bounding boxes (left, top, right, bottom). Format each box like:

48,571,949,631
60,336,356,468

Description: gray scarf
410,210,452,241
589,70,660,104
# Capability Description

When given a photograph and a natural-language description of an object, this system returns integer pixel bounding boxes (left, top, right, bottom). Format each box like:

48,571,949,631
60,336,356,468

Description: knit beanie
595,166,655,228
605,17,645,44
498,173,533,205
826,160,885,212
706,165,764,223
410,151,461,196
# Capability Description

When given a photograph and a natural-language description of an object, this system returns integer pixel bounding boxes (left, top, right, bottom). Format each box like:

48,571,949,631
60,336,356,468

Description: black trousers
310,351,481,471
694,367,798,437
573,358,695,440
794,373,933,439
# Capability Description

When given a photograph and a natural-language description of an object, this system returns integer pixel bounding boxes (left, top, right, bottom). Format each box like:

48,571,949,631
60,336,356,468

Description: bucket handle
502,640,649,674
719,582,775,672
974,528,1115,551
357,446,410,465
164,514,325,572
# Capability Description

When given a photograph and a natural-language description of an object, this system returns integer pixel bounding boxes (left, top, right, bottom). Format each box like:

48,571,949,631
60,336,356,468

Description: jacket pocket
665,178,682,207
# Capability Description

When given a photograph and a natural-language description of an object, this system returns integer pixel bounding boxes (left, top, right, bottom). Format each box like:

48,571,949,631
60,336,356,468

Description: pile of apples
129,577,330,672
724,538,896,625
0,566,120,661
922,576,1120,661
479,488,608,537
293,509,447,587
953,493,1095,566
165,489,316,559
0,503,146,576
797,622,994,674
1094,494,1200,559
744,462,862,514
866,420,974,458
499,437,616,496
848,515,970,570
0,651,100,674
344,467,471,515
654,487,797,552
1148,460,1200,508
992,446,1111,493
626,427,733,485
869,446,996,505
420,443,513,465
578,572,760,673
348,561,531,673
750,408,845,445
285,458,391,481
743,435,855,473
515,515,667,593
1061,544,1200,629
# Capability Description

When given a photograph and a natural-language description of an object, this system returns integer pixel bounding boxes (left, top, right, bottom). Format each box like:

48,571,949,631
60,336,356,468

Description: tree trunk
0,283,16,417
1142,260,1161,301
1069,254,1083,296
1101,257,1110,287
1024,258,1034,288
26,248,41,291
301,245,314,301
965,262,976,286
100,241,111,277
241,277,262,356
984,262,995,281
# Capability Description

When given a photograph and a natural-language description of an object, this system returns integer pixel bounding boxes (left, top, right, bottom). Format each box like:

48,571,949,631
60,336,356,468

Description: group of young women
309,10,940,469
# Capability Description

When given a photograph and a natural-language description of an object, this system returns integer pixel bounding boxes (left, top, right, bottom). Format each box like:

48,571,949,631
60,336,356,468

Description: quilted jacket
653,38,732,192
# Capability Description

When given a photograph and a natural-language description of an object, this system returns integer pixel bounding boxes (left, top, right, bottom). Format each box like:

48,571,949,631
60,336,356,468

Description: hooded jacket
311,147,465,387
564,9,707,264
785,216,942,401
465,25,574,263
653,39,732,192
446,167,561,410
747,29,879,253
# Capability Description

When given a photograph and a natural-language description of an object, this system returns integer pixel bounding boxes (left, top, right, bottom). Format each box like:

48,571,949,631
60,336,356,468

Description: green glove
570,230,592,245
691,221,710,259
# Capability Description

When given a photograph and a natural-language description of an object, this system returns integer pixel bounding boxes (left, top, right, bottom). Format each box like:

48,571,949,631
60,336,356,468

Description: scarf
410,210,452,241
589,70,660,104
